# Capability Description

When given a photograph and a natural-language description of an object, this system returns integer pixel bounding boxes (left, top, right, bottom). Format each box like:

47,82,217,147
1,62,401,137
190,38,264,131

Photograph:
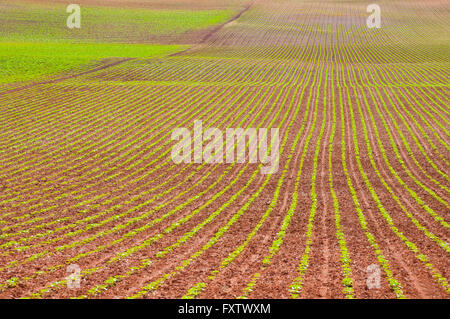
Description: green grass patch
0,1,235,83
0,42,186,83
0,3,235,43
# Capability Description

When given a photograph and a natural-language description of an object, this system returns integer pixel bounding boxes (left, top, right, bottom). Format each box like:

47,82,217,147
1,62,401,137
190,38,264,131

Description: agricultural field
0,0,235,83
0,0,448,299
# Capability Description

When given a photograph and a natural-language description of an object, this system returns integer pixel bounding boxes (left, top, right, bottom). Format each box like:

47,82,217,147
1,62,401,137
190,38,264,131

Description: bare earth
0,0,449,299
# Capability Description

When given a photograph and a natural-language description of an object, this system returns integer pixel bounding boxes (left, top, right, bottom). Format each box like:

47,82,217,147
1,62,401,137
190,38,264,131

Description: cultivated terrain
0,0,449,298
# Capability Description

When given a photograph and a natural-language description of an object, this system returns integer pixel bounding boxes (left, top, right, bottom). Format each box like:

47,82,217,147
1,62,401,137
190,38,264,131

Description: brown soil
0,0,448,299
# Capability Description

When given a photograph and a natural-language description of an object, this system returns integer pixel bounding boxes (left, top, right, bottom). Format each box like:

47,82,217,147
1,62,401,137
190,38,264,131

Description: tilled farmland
0,0,449,299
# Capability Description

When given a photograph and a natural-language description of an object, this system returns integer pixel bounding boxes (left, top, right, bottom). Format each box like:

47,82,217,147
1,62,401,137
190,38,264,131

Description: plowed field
0,0,449,299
